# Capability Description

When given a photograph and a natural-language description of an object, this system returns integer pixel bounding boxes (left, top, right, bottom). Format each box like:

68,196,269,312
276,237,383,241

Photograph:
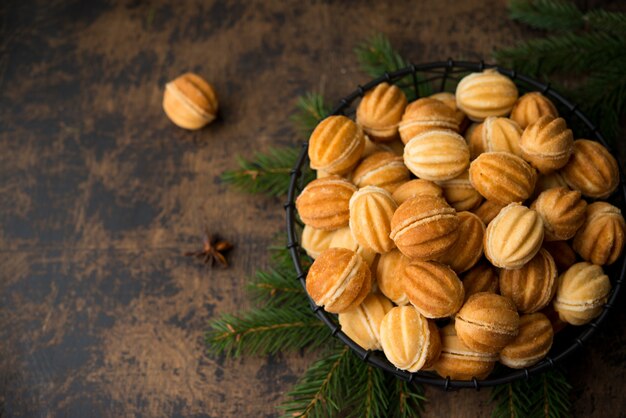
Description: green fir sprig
291,92,332,137
495,0,626,142
355,33,432,99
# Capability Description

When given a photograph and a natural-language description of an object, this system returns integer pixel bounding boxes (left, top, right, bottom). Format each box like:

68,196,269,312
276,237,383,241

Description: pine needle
508,0,583,31
586,9,626,34
220,147,314,197
291,92,332,137
355,33,432,99
206,306,330,357
389,378,427,418
246,266,306,307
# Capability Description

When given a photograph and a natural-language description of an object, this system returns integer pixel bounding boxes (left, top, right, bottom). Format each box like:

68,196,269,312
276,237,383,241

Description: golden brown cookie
429,92,467,129
433,324,497,380
356,82,407,142
403,261,465,318
437,211,485,273
500,313,554,369
543,241,577,273
296,176,357,230
352,151,410,192
520,116,573,174
469,152,537,205
329,227,377,267
398,98,459,144
437,170,484,212
308,115,365,175
455,69,519,121
391,179,443,205
306,248,372,313
573,202,625,265
530,187,587,241
338,293,393,350
510,92,558,129
472,200,506,226
560,139,619,199
465,117,523,159
349,186,397,253
376,249,411,305
301,225,336,259
461,261,499,301
403,130,470,181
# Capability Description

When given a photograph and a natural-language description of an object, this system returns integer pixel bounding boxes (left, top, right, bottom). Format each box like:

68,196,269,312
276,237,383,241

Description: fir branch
527,369,571,418
508,0,583,31
355,33,432,99
246,266,307,307
291,92,331,137
389,378,427,418
279,345,352,418
494,31,626,76
490,380,532,418
220,147,314,197
206,306,330,357
344,362,391,418
586,9,626,34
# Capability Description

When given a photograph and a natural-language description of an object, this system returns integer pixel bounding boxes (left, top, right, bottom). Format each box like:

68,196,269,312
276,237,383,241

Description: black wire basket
284,60,626,390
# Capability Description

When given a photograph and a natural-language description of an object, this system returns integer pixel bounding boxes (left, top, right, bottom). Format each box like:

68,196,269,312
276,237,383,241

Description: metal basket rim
284,59,626,390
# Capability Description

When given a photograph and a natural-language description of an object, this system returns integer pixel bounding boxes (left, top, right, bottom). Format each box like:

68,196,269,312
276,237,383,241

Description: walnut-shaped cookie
308,115,365,175
349,186,397,254
520,116,573,174
391,179,443,205
404,130,470,181
560,139,619,199
437,170,483,212
472,200,506,226
573,202,626,265
296,176,357,230
531,187,587,241
532,171,569,199
465,117,523,160
433,324,498,380
510,92,558,129
306,248,372,313
499,249,558,313
338,293,393,350
543,241,577,273
500,313,554,369
380,306,441,372
376,249,411,305
329,227,377,267
390,195,460,260
469,152,537,205
403,261,465,318
352,151,409,193
553,262,611,325
484,203,544,269
437,212,485,273
455,293,520,354
462,261,499,302
455,69,519,121
301,225,336,259
398,98,459,144
356,82,407,142
430,92,467,130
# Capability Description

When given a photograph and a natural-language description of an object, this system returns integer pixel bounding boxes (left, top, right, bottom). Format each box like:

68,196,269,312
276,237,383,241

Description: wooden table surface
1,0,625,417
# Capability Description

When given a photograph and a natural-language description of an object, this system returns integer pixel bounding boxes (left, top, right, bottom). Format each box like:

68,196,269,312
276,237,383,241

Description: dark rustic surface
0,1,625,417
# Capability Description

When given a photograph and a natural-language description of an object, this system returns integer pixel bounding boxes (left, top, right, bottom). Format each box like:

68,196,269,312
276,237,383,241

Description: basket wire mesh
284,60,626,390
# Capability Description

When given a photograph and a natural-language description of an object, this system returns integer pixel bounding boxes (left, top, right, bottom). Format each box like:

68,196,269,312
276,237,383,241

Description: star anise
184,228,233,267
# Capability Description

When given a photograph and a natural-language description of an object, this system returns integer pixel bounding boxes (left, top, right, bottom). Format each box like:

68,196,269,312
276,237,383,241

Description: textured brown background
0,0,625,417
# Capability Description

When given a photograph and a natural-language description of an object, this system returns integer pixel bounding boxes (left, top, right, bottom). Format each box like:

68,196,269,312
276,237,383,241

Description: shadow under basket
284,60,626,390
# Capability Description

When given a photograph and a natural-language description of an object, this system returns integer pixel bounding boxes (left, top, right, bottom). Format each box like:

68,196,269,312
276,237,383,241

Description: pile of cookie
296,69,624,380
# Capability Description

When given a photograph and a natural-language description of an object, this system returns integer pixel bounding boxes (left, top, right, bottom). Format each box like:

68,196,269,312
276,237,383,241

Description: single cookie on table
553,262,611,325
403,260,465,319
520,116,573,174
389,195,460,260
455,293,520,354
349,186,397,254
437,211,485,273
530,187,587,241
338,293,393,350
329,226,377,267
352,151,410,193
543,241,577,273
356,82,407,142
510,92,559,129
305,248,372,314
573,202,626,265
398,98,459,144
433,324,498,380
455,69,518,121
484,203,544,269
376,249,411,305
308,115,365,175
472,199,506,226
465,117,523,160
500,313,554,369
403,130,470,181
437,171,484,212
296,176,357,230
560,139,619,199
380,306,441,372
391,179,443,205
461,261,499,302
469,152,537,205
301,225,336,259
429,92,468,130
499,248,558,313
